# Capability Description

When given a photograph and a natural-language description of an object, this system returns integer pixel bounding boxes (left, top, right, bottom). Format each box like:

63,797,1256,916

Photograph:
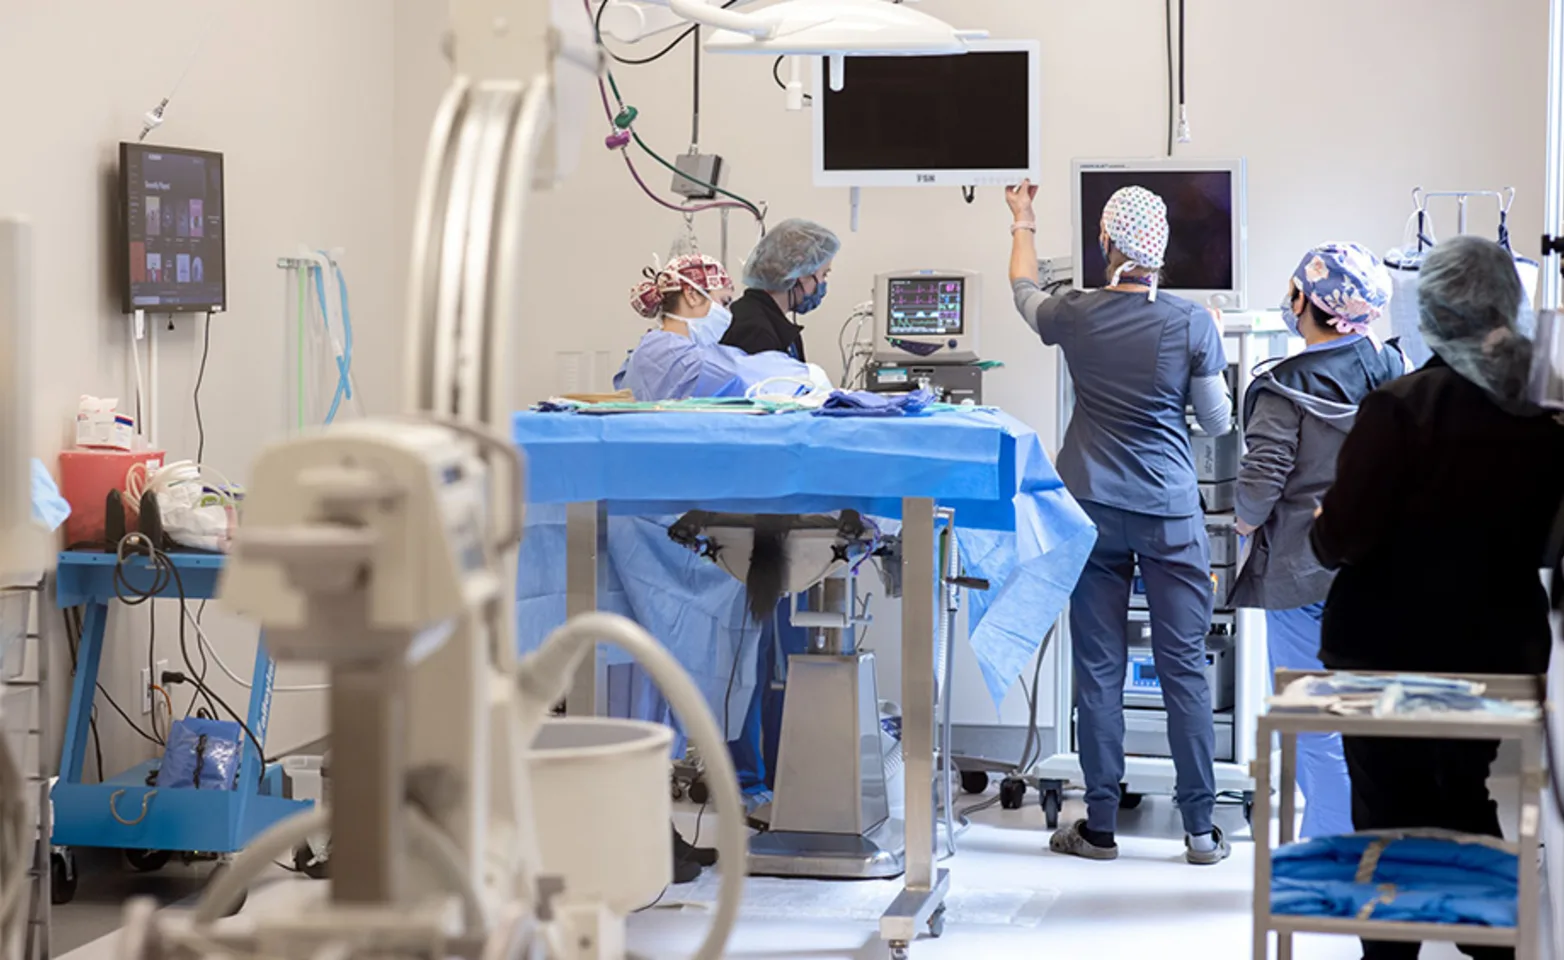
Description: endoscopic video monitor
813,40,1042,189
1072,158,1248,310
120,142,227,314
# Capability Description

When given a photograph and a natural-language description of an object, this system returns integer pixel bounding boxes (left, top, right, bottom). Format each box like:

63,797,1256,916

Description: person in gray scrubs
1006,180,1234,865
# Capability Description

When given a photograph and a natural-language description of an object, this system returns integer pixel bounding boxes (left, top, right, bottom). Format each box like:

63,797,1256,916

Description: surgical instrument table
511,405,1094,959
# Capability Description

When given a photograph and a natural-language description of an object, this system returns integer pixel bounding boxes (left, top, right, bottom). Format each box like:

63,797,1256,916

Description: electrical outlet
141,660,169,715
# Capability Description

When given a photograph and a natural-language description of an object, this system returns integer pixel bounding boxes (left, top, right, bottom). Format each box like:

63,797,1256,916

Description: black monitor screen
822,52,1031,171
887,278,965,336
121,143,226,313
1078,170,1234,291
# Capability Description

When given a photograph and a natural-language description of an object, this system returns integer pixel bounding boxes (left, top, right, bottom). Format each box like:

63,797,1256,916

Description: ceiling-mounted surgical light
666,0,988,91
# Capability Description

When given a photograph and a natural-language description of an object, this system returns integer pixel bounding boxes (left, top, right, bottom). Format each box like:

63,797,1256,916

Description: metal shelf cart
2,577,50,960
1252,671,1544,959
50,552,310,901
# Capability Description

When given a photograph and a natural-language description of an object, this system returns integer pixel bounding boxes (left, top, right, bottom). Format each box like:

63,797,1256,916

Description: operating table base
746,818,906,880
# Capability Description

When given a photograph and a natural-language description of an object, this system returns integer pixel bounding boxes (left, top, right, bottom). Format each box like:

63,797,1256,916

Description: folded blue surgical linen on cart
1272,833,1518,928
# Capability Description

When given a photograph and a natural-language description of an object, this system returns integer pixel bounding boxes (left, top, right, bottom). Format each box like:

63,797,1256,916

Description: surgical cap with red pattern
629,254,732,319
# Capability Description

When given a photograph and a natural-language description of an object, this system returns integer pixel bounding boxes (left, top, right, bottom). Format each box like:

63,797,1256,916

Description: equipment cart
1251,670,1544,959
50,552,310,903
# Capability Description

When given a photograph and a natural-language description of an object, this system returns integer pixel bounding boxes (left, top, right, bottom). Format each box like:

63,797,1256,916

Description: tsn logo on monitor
917,174,936,184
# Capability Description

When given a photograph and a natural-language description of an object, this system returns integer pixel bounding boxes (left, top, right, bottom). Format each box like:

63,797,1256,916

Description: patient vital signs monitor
1072,158,1249,310
874,270,981,363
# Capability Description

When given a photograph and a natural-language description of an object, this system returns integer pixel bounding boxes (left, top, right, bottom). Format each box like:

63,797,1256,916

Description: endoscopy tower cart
1034,316,1291,828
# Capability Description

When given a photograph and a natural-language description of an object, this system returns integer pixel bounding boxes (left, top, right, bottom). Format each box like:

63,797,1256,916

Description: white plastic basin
525,718,674,912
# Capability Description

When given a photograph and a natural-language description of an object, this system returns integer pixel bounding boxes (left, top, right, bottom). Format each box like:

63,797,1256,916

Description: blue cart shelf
52,551,310,859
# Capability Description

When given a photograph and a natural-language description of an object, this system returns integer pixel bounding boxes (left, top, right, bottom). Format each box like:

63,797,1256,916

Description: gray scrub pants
1072,501,1217,836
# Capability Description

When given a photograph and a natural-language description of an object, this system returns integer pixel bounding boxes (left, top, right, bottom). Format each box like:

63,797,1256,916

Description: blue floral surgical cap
1292,242,1393,335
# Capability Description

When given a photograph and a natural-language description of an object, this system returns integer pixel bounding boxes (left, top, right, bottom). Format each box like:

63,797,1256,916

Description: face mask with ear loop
673,280,734,347
791,275,829,315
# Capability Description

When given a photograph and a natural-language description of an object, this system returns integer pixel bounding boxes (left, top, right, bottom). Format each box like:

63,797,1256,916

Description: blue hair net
1418,236,1534,407
741,219,840,292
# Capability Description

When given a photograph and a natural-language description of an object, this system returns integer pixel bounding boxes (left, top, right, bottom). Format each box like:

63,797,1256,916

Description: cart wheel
889,941,910,960
688,779,710,807
206,863,248,917
999,777,1027,810
959,771,990,795
1118,785,1143,811
126,849,172,873
50,850,77,905
1041,788,1063,830
671,783,685,802
926,905,946,939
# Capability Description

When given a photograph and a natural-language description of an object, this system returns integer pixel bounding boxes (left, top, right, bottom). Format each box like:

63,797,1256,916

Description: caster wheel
959,771,990,795
889,942,909,960
1118,786,1143,811
688,779,710,806
998,777,1027,811
293,843,329,880
206,863,248,917
126,849,172,873
926,906,946,939
1041,789,1063,830
671,783,685,801
50,851,77,905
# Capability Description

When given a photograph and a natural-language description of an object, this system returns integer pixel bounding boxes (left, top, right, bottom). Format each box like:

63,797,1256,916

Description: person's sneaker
1185,826,1232,865
673,826,718,867
671,824,705,884
1048,820,1119,861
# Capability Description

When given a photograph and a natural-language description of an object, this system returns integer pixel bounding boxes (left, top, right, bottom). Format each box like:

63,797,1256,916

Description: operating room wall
389,0,1549,730
0,1,401,771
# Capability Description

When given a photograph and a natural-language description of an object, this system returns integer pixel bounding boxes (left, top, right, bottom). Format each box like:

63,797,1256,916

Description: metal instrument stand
563,497,949,959
1251,671,1544,959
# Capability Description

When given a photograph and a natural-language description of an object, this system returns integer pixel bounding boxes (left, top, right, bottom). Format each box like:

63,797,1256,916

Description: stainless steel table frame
562,498,949,958
1252,670,1545,960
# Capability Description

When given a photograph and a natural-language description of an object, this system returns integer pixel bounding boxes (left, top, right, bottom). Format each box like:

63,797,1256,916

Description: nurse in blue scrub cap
1231,242,1404,840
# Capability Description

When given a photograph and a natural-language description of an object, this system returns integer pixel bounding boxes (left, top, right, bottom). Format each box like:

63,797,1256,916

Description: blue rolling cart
51,551,310,900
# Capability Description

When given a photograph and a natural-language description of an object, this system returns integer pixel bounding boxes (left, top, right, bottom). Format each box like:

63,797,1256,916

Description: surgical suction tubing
517,613,745,960
189,804,485,931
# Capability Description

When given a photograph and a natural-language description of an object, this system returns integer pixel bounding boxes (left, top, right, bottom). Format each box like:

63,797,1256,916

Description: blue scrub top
1034,289,1227,518
611,327,814,402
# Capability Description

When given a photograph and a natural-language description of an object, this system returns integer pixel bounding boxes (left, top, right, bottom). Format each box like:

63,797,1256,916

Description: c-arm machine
113,3,746,959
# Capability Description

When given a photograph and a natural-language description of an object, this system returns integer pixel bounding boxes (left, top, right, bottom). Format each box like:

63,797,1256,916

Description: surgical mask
794,278,828,315
1280,292,1302,338
687,302,732,346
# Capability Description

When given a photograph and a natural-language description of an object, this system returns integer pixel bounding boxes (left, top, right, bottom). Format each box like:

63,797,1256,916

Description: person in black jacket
1310,235,1564,960
721,218,839,360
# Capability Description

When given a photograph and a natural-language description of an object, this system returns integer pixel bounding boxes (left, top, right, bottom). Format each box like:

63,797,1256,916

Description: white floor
56,784,1518,960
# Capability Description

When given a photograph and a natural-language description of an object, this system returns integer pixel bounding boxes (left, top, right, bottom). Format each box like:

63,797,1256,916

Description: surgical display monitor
814,40,1042,189
1072,158,1248,310
119,142,227,314
875,270,981,362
